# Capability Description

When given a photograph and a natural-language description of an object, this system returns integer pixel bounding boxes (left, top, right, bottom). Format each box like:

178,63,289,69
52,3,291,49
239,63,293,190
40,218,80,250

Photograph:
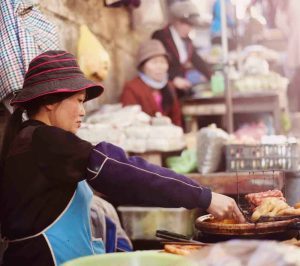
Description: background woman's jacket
121,77,182,126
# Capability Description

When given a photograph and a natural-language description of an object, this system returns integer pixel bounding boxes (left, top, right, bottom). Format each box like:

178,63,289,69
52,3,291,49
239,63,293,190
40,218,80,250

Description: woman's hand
207,192,246,223
173,76,192,90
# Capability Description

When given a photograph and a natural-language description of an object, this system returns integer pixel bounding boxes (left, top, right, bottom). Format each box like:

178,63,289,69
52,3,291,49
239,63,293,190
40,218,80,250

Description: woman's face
49,91,86,133
141,55,169,82
173,20,193,38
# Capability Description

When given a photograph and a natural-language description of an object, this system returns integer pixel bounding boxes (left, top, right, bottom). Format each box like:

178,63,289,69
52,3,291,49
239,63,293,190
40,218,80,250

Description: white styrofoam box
86,105,151,127
117,207,196,240
123,138,147,153
146,138,185,152
77,123,125,146
124,125,151,139
148,125,184,139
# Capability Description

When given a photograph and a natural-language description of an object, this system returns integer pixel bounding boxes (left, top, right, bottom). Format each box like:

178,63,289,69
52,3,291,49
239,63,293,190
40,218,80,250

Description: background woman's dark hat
10,50,104,106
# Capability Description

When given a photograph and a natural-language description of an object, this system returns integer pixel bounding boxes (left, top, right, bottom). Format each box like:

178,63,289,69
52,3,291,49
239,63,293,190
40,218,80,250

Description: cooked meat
251,197,291,222
245,190,285,207
164,244,205,255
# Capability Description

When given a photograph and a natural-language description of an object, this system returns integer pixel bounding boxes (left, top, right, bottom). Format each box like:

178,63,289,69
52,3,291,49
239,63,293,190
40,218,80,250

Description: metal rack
227,144,299,172
235,170,285,210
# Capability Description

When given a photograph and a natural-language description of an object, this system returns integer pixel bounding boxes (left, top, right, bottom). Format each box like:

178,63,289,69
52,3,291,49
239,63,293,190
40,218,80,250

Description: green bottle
211,69,225,95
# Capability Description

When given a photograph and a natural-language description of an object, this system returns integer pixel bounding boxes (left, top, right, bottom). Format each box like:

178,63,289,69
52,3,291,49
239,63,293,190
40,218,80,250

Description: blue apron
43,181,105,265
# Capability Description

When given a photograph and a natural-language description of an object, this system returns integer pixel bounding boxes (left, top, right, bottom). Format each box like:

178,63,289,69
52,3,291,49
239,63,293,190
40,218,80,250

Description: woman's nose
80,105,86,116
158,63,168,72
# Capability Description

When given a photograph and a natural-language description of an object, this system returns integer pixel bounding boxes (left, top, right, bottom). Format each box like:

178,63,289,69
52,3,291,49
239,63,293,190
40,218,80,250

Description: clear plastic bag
197,124,229,174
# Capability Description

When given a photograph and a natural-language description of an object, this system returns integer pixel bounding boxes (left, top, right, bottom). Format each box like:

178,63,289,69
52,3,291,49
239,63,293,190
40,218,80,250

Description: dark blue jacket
0,120,211,265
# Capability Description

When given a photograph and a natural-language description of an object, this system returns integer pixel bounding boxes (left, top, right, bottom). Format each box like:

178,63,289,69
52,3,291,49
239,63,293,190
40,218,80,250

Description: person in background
152,1,212,98
275,0,300,112
90,195,133,253
121,39,182,126
210,0,237,50
0,50,244,266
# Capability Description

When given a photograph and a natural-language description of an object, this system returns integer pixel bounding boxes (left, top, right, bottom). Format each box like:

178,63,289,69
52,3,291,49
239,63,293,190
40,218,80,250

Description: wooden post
220,0,234,133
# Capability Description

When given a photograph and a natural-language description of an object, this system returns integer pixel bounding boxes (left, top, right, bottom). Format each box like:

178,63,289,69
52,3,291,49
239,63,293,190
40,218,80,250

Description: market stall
182,91,282,133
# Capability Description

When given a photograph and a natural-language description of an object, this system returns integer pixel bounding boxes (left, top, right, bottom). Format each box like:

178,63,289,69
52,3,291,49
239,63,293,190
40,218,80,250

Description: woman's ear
44,103,56,111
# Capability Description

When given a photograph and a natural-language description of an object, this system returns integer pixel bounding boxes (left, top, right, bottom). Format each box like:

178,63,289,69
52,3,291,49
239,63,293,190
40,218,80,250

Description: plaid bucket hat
10,50,104,106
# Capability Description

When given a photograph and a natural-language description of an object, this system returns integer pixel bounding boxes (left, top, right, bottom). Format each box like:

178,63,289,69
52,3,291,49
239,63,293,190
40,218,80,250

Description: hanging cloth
0,0,59,101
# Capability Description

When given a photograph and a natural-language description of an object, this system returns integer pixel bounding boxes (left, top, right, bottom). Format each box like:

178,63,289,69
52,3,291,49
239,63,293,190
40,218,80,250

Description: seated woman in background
121,39,182,126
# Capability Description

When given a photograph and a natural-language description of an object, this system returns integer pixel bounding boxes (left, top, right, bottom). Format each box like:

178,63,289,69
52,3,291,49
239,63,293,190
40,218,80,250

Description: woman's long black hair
0,92,77,165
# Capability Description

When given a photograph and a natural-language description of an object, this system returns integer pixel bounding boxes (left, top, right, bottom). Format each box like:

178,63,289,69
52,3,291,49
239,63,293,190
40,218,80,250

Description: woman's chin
153,77,166,82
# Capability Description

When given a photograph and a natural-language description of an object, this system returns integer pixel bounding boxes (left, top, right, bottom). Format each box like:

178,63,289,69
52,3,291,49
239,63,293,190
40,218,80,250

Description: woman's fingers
232,203,246,223
207,192,246,223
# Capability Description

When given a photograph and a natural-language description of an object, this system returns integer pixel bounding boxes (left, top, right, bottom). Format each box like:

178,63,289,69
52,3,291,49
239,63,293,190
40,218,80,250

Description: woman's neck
31,112,51,126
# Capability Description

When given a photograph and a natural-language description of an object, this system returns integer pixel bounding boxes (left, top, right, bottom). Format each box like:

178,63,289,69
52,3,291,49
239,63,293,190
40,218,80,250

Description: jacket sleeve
169,84,182,127
121,83,139,106
151,30,162,42
86,142,212,210
191,49,212,80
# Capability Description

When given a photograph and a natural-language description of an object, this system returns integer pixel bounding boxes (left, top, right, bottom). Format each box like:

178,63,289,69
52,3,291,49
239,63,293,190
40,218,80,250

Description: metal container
285,171,300,206
118,207,196,240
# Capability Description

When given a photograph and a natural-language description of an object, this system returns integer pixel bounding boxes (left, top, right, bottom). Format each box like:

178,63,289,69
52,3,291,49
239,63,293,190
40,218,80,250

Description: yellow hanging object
77,25,110,81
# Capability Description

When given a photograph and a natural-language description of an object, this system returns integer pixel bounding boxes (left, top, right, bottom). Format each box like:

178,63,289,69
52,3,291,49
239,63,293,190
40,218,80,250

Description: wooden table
182,91,281,133
186,171,284,195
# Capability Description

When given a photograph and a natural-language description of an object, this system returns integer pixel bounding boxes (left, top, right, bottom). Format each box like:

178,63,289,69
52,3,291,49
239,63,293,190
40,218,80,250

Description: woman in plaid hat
0,50,244,265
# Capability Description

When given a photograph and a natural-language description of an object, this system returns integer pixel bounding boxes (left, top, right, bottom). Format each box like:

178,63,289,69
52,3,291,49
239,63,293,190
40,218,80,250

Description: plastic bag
77,25,110,81
197,124,229,174
166,149,197,174
189,240,300,266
